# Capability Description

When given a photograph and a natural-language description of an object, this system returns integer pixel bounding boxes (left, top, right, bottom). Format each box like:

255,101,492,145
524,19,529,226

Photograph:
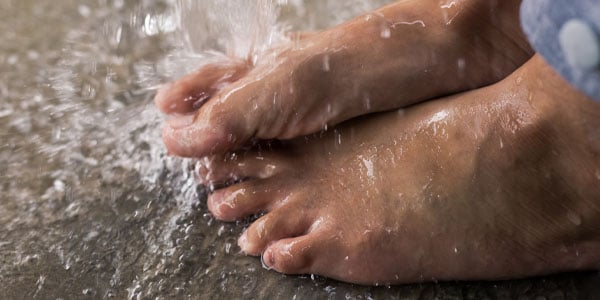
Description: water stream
0,0,598,298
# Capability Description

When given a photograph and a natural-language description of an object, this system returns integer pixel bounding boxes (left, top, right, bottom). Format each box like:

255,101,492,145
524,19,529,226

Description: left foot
198,56,600,285
157,0,533,157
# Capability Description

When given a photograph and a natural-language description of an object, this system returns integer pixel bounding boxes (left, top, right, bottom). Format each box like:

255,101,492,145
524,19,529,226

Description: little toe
154,60,249,115
262,234,320,275
239,206,313,256
207,179,285,222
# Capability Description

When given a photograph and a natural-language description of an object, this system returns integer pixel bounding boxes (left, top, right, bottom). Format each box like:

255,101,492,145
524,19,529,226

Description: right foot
157,0,534,157
199,55,600,285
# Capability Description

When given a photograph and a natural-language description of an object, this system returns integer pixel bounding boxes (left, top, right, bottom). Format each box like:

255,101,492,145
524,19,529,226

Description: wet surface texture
0,0,598,299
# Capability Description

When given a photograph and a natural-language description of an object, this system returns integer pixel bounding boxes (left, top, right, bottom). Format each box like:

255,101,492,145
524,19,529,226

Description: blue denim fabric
521,0,600,101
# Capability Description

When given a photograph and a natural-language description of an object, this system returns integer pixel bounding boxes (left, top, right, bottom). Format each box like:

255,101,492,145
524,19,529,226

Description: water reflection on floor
0,0,598,299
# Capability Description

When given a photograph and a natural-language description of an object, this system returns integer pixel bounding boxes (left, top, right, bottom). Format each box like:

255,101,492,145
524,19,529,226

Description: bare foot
199,55,600,285
157,0,533,157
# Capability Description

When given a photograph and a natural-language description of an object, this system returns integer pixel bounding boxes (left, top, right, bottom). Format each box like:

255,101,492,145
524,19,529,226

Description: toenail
166,114,195,129
262,248,275,269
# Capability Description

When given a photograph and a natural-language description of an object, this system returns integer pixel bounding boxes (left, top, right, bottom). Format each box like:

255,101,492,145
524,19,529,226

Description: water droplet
27,50,39,60
78,4,91,17
7,54,18,65
184,224,194,235
380,27,391,39
515,76,524,86
53,179,65,192
364,94,371,111
82,288,94,295
567,212,582,226
457,58,466,71
260,254,271,270
440,1,458,9
322,54,330,72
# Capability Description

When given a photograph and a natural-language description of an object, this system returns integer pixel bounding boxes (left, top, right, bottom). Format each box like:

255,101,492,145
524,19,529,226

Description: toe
262,234,318,275
263,232,362,283
160,56,305,157
154,60,249,115
161,112,238,157
198,151,288,185
161,97,256,157
239,205,312,256
207,179,286,221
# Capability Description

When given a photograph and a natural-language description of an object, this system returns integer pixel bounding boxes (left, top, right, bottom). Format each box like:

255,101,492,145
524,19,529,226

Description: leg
200,55,600,285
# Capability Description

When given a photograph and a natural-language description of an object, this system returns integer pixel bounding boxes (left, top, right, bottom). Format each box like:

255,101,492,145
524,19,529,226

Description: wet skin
195,56,600,285
155,0,533,157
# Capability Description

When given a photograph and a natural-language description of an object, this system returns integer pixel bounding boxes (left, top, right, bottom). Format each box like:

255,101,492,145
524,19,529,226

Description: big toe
161,103,252,157
154,60,249,115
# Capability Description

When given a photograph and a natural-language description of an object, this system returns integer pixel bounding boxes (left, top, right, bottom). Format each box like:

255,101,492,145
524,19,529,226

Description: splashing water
0,0,592,298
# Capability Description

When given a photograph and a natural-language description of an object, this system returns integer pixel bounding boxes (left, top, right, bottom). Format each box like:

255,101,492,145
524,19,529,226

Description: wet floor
0,0,599,299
